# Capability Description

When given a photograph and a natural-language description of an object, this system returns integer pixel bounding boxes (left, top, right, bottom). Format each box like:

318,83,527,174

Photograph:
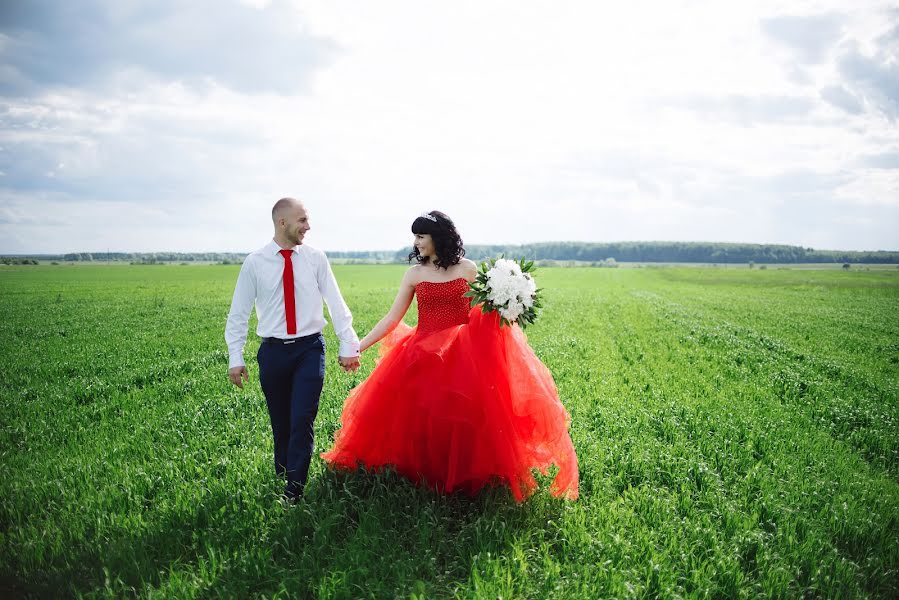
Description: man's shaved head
272,197,304,223
271,197,310,247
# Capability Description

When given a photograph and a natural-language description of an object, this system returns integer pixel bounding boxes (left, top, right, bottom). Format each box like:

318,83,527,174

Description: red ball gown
321,278,579,501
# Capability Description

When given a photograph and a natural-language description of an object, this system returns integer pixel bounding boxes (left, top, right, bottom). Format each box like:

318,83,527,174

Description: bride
321,211,578,501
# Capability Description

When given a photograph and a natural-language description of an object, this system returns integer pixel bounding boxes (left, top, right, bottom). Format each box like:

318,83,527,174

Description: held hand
338,356,361,372
229,366,249,389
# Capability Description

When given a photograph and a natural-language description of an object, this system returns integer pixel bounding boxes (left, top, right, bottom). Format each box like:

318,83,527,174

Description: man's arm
225,256,256,387
315,251,361,371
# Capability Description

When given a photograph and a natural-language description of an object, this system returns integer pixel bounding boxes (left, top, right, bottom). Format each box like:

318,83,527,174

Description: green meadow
1,264,897,598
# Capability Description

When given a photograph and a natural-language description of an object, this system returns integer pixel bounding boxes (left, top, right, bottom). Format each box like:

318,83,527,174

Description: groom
225,197,360,501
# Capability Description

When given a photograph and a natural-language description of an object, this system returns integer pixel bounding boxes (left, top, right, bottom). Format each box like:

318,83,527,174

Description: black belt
262,332,320,345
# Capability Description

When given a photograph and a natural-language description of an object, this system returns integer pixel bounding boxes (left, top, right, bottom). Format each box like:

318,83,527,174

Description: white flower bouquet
465,257,542,328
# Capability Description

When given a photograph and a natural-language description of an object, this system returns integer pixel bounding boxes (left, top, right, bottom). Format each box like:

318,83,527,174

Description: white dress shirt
225,240,360,368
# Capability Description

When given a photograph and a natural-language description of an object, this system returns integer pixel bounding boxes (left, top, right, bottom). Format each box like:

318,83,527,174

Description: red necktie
279,249,297,335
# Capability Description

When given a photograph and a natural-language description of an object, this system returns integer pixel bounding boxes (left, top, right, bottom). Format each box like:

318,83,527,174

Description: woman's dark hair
408,210,465,269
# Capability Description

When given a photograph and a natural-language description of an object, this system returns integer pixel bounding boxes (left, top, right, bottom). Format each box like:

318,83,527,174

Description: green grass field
1,265,897,598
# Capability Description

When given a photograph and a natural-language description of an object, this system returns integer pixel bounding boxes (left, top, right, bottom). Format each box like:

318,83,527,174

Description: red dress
321,278,579,501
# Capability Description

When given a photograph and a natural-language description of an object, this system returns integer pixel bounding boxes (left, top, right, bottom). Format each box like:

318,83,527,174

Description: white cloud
1,0,897,253
820,84,864,114
0,0,337,95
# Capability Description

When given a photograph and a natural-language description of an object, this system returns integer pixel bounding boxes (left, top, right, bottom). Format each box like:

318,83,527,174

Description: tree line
455,242,899,264
3,242,898,265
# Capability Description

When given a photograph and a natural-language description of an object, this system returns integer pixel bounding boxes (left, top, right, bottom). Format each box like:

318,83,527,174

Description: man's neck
272,235,296,250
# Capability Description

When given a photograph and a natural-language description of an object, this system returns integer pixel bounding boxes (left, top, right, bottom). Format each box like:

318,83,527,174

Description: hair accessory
419,212,437,222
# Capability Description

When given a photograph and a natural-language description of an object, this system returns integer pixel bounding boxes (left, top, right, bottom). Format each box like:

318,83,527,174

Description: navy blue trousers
256,333,326,498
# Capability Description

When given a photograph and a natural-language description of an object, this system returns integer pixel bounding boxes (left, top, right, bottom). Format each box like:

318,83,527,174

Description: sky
0,0,897,254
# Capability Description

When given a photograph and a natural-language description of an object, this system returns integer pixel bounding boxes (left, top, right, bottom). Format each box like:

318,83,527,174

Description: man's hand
229,366,249,388
338,356,361,372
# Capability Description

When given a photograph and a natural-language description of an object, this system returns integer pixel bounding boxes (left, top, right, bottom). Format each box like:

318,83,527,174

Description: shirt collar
268,240,297,255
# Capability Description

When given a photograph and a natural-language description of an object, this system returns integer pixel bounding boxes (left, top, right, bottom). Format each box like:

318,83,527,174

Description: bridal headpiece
419,212,437,222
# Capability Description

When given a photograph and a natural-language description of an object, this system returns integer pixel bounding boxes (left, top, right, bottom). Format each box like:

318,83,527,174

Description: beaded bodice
414,278,471,334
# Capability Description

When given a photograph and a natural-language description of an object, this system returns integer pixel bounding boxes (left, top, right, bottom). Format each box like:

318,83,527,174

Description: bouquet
465,257,542,328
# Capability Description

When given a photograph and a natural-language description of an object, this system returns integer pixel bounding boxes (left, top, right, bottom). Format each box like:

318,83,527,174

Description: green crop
1,264,896,598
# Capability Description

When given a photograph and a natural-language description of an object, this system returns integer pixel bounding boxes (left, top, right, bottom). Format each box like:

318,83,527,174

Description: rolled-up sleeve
225,256,256,368
316,252,360,357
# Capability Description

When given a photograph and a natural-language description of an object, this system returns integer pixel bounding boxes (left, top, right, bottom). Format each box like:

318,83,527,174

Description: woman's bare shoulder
459,258,479,279
403,264,426,286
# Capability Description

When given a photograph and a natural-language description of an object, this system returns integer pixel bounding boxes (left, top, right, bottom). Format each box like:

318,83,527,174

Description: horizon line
3,239,899,256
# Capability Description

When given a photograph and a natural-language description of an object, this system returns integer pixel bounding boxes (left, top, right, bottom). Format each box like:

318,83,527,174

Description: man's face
286,205,310,245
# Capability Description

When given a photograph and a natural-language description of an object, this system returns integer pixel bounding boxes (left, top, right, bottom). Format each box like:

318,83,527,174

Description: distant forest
4,242,898,265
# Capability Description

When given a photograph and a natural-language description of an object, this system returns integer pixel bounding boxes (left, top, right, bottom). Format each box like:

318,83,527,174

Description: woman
321,211,578,501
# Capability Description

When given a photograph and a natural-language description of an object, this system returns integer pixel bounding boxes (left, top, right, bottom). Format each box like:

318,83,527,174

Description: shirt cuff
228,352,246,369
339,340,361,357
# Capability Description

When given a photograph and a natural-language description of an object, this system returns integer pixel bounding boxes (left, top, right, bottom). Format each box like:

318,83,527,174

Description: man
226,197,360,501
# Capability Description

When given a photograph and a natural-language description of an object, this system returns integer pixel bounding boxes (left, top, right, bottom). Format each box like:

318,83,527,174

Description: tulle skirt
321,306,579,502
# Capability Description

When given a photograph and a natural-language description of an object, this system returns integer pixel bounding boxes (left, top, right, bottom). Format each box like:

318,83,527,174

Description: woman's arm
359,269,417,353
